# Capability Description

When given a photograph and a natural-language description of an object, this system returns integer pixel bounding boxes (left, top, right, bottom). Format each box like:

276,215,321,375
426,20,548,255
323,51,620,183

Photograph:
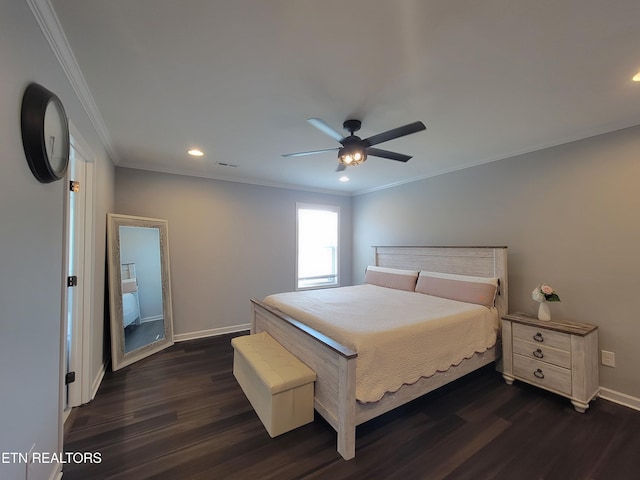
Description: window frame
295,202,340,291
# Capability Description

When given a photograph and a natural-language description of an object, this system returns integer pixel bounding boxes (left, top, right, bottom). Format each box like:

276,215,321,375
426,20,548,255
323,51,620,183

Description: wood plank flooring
64,332,640,479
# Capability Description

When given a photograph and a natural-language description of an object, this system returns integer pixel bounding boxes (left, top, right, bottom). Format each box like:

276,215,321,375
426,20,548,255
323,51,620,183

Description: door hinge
65,371,76,385
70,180,80,193
67,276,78,287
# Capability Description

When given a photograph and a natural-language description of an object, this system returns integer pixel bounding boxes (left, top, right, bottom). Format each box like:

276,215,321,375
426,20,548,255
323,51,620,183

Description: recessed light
188,149,204,157
339,176,349,182
633,71,640,82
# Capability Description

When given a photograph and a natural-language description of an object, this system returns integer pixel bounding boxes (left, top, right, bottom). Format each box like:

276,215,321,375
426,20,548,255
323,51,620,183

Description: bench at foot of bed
232,332,317,437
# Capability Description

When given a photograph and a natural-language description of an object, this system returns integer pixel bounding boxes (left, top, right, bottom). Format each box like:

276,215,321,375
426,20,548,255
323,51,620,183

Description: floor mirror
107,213,174,371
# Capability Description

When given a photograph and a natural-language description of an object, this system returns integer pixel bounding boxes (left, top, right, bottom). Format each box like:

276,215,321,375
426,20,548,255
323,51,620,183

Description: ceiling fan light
338,146,366,167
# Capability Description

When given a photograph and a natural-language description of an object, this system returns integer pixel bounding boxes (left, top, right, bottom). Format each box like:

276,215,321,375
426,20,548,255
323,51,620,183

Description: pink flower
541,284,554,295
532,283,561,302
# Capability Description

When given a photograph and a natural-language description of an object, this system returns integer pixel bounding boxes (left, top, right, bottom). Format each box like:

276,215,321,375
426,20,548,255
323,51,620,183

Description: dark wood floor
64,332,640,480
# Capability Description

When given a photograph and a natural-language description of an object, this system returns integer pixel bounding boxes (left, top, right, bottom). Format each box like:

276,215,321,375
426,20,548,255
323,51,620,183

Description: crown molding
26,0,120,165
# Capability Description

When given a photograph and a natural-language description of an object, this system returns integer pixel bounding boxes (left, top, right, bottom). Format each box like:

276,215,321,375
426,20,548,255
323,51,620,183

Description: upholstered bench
231,332,316,437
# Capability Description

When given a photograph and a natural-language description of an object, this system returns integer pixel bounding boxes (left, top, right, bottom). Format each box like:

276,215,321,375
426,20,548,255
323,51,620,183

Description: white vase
538,301,551,321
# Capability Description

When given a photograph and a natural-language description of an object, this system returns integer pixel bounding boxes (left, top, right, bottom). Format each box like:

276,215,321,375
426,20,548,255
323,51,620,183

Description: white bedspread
264,285,499,403
122,292,139,327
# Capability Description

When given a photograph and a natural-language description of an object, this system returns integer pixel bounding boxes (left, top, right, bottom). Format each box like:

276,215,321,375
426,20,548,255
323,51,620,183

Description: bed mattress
264,284,499,403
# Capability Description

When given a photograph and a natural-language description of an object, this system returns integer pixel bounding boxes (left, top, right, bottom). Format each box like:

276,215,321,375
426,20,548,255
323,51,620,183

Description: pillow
121,279,137,294
415,271,498,307
364,266,419,292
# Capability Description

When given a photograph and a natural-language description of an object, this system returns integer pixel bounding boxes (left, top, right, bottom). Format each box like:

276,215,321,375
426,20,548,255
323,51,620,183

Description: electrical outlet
601,350,615,367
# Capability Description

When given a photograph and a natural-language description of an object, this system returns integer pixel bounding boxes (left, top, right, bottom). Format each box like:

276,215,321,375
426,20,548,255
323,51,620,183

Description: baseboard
48,463,62,480
174,324,250,342
140,314,163,323
599,387,640,411
90,361,107,401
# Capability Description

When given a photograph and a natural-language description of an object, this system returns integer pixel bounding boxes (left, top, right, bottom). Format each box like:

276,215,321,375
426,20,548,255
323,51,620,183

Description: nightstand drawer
513,354,572,396
513,323,570,351
513,338,571,368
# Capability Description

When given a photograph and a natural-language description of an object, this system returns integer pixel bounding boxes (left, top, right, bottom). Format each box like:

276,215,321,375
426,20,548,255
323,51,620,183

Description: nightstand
501,313,599,412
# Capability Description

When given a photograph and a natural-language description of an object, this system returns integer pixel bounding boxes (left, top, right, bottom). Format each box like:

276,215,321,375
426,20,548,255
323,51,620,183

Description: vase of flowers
532,284,561,321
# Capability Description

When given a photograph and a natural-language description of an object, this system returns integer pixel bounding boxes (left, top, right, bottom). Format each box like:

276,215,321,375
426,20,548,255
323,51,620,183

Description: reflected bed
121,263,140,328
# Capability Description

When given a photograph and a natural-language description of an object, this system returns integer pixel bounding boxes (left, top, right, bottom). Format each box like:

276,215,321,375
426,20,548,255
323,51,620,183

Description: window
296,203,339,290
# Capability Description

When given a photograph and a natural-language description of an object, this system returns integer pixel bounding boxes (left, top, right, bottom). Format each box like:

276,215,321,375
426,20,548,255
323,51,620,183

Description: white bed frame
250,246,508,460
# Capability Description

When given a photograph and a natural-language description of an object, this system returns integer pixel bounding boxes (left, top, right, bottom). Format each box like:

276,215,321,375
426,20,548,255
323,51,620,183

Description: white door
62,127,95,414
63,145,84,410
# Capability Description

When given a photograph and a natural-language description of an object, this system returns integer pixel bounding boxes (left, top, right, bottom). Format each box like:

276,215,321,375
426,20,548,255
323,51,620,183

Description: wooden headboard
373,246,508,320
121,262,136,280
121,262,138,294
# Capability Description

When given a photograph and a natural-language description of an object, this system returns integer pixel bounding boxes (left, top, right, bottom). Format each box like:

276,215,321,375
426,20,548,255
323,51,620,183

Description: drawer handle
533,368,545,379
533,348,544,359
533,332,544,343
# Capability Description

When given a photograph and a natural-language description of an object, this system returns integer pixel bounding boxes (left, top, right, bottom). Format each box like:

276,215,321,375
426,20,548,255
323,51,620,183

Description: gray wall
0,3,114,479
115,168,353,337
353,125,640,399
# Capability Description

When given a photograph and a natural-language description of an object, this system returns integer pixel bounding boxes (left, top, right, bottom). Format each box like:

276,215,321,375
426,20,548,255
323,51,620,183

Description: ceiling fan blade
366,148,412,163
362,121,426,147
282,147,339,158
307,118,344,142
336,163,347,172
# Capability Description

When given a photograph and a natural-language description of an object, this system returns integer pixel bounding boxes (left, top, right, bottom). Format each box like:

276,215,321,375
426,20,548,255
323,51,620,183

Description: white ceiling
50,0,640,195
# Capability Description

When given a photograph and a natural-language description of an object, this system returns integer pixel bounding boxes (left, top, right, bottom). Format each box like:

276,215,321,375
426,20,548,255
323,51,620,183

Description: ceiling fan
282,118,427,171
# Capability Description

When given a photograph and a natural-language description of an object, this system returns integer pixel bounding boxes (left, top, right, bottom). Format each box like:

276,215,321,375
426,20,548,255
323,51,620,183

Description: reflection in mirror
120,226,164,352
107,214,174,371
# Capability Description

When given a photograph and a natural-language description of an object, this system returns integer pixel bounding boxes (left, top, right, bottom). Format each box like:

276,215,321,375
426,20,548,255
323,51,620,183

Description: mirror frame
107,213,174,371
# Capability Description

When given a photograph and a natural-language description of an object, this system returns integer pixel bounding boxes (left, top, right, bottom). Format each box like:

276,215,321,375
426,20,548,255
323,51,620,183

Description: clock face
21,83,70,183
43,98,69,175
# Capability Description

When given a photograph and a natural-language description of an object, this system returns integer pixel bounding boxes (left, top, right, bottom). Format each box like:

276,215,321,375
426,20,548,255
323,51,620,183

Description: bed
121,263,141,328
250,246,508,460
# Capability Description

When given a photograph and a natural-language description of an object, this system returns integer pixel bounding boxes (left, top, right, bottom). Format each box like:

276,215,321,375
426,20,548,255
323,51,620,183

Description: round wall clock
21,82,70,183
